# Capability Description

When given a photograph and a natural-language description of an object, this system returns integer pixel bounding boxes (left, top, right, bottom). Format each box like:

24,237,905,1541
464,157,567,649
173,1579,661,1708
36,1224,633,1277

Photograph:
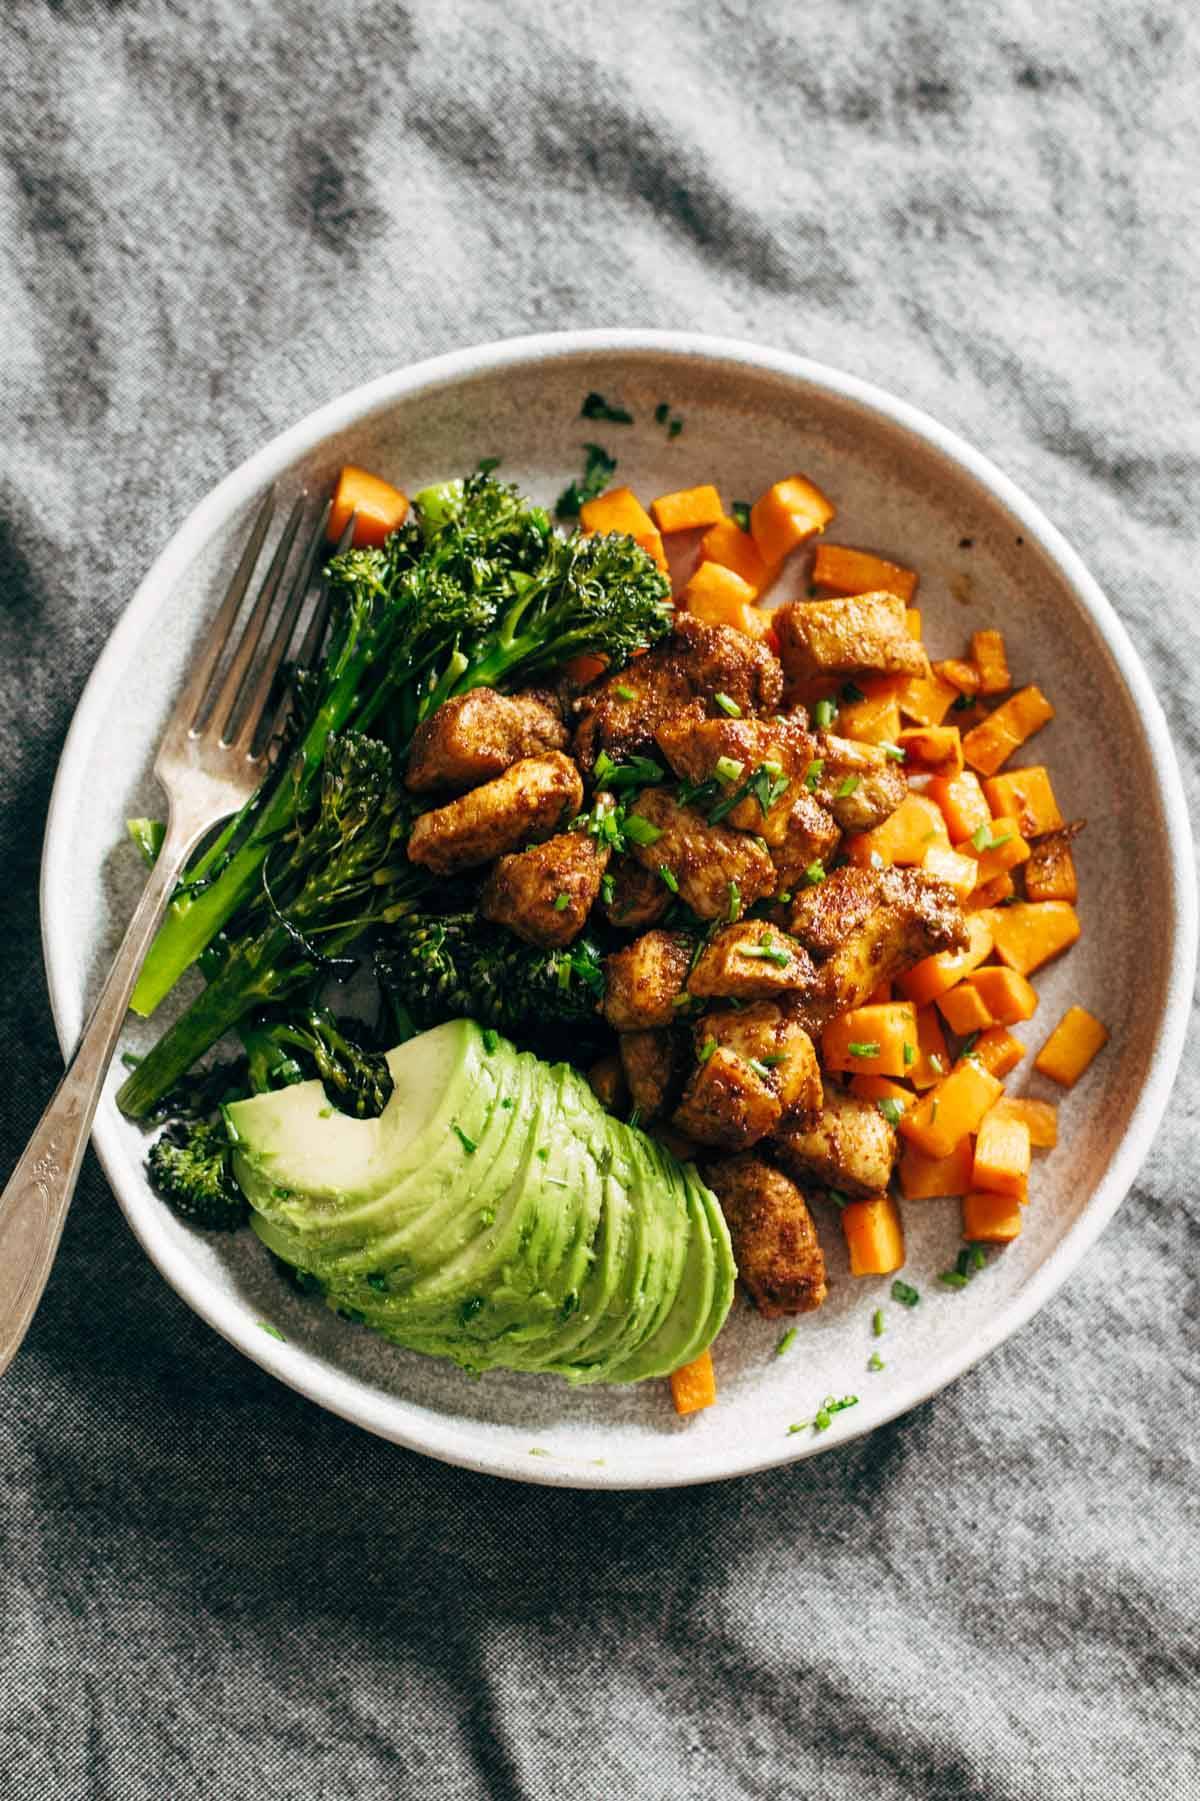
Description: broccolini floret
147,1117,247,1232
241,1005,394,1120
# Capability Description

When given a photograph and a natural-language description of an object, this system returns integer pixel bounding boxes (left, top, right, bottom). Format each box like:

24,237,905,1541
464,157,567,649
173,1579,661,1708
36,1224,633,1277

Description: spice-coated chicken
407,751,583,875
704,1155,829,1316
623,787,777,922
406,687,567,793
480,832,609,948
772,1083,899,1197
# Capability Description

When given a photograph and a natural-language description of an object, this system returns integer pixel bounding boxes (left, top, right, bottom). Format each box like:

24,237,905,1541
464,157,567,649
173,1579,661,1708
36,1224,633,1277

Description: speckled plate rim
40,330,1198,1489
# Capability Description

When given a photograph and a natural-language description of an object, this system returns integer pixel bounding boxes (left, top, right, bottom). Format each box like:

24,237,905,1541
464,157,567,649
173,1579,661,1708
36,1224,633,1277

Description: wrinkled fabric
1,2,1198,1796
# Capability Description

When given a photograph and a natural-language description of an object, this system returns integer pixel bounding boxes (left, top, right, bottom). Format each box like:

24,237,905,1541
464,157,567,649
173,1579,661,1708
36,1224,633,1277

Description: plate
40,331,1197,1488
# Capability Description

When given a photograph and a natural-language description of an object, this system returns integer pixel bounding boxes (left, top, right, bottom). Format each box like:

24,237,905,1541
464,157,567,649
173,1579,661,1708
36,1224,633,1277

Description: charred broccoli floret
242,1005,394,1120
146,1117,247,1232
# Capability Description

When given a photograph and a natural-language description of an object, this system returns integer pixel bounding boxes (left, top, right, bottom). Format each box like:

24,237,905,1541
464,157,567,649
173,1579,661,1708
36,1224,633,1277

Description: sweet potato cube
972,1111,1031,1197
922,844,980,903
1034,1006,1109,1087
934,658,982,696
970,1028,1026,1079
1024,826,1081,903
328,465,409,548
962,1190,1023,1243
971,629,1011,695
897,913,994,1007
896,670,960,728
899,1135,975,1200
982,767,1064,838
984,902,1081,976
841,1193,905,1276
899,1060,1004,1159
846,792,949,869
698,518,776,598
681,562,771,641
927,770,992,843
652,483,726,534
985,1095,1058,1148
835,679,904,745
750,474,835,564
848,1073,912,1113
670,1349,717,1415
580,486,668,571
962,686,1055,776
968,872,1016,909
905,608,923,640
965,965,1038,1025
937,982,995,1037
811,543,918,603
909,1005,951,1092
898,725,963,777
822,1002,918,1078
959,819,1031,889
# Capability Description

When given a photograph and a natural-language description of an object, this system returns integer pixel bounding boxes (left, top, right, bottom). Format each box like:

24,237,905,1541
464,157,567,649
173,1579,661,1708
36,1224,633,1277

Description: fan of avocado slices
226,1020,736,1384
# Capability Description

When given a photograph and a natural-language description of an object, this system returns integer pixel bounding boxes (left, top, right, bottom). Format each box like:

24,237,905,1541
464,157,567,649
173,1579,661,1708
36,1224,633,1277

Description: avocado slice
604,1166,718,1384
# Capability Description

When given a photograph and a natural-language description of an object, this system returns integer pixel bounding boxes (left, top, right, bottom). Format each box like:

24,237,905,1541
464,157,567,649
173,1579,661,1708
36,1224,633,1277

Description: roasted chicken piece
406,687,567,793
603,929,693,1030
812,734,908,833
672,1002,821,1151
786,865,968,1027
573,614,783,775
705,1155,828,1316
587,1053,627,1113
601,855,671,930
773,593,928,685
687,921,815,1002
619,1029,677,1120
772,1083,899,1197
623,788,776,921
768,793,843,889
407,752,583,875
480,831,608,948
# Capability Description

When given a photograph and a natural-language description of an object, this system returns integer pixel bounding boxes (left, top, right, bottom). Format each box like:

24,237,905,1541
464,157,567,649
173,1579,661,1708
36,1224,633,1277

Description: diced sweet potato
983,901,1081,976
899,1135,974,1200
898,1059,1004,1159
750,474,835,564
937,982,995,1037
580,485,668,571
909,1004,951,1092
962,687,1055,776
835,677,905,745
896,670,960,728
811,543,918,603
971,630,1011,695
328,465,409,548
897,912,994,1006
965,965,1038,1025
934,658,981,696
972,1111,1031,1197
846,792,949,868
841,1193,905,1276
970,1028,1026,1079
652,484,725,534
897,725,963,777
698,518,776,598
962,1190,1023,1243
670,1349,716,1415
1023,824,1082,903
983,767,1064,838
985,1095,1058,1148
927,770,992,843
960,819,1031,890
822,1002,919,1078
1034,1006,1109,1087
922,843,980,903
681,561,771,640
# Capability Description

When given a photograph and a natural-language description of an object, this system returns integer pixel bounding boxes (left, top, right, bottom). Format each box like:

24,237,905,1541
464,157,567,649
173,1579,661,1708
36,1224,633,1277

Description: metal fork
0,489,349,1377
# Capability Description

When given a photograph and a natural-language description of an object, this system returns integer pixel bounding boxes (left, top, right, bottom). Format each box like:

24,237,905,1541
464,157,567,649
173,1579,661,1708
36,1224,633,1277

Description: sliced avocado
604,1167,717,1384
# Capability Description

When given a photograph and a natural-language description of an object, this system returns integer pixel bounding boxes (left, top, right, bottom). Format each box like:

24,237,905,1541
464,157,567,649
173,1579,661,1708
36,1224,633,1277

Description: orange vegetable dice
896,669,959,728
750,474,835,564
971,629,1011,695
897,912,994,1006
934,658,982,696
670,1349,717,1415
836,676,905,746
1034,1006,1109,1087
982,767,1064,838
866,979,893,1005
328,465,410,548
970,1028,1026,1079
905,608,923,640
899,1060,1004,1159
897,726,963,777
969,872,1016,909
681,562,771,640
1024,831,1080,903
962,686,1055,776
959,819,1031,888
985,1096,1058,1148
972,1111,1031,1197
822,1003,918,1078
927,770,992,843
848,1074,912,1114
698,518,776,598
841,1194,906,1276
580,486,669,571
846,792,949,868
922,844,980,903
984,902,1081,975
909,1005,951,1091
936,982,995,1037
965,966,1038,1025
899,1136,974,1200
811,543,918,603
651,483,725,534
962,1190,1023,1243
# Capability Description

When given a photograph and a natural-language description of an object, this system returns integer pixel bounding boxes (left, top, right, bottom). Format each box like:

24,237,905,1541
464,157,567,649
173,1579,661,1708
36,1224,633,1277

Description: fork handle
0,815,201,1377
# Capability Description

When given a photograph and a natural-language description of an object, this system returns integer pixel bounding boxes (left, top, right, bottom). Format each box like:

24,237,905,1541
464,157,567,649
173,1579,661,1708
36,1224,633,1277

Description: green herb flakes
891,1278,920,1308
581,391,633,424
775,1327,797,1357
453,1125,478,1155
732,501,751,532
715,691,742,718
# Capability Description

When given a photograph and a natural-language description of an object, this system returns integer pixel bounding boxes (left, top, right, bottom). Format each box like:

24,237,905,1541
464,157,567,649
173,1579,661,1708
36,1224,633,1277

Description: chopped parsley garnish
614,684,636,702
600,874,615,906
453,1125,477,1155
814,698,838,730
970,821,1013,852
959,1031,980,1060
714,691,742,718
867,1352,885,1372
668,416,684,439
658,864,680,894
891,1278,920,1307
482,1027,499,1054
553,892,570,911
876,1097,905,1125
715,754,745,785
902,1041,916,1067
939,1270,969,1289
872,1307,886,1336
698,1036,718,1066
775,1327,797,1357
623,814,663,846
555,442,617,519
848,1041,881,1058
880,742,907,763
732,501,751,532
743,932,791,967
654,401,670,425
476,455,501,475
593,750,664,791
804,758,825,792
835,774,860,798
727,880,741,921
747,1057,772,1080
581,391,633,424
803,860,826,886
257,1321,286,1342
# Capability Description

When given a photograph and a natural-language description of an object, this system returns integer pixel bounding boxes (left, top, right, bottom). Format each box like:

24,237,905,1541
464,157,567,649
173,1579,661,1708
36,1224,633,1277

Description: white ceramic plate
40,332,1197,1488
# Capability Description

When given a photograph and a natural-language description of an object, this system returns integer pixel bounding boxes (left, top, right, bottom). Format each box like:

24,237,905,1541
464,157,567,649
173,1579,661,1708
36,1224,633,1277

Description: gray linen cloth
1,2,1197,1796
